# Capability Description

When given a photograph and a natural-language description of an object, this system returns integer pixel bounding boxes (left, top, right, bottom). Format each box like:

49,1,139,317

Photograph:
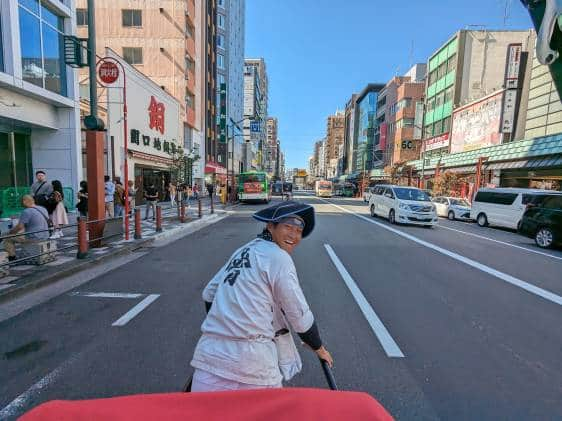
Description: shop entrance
134,165,171,204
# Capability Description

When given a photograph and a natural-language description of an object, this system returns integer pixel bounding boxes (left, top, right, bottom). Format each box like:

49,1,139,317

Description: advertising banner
450,91,502,153
423,133,449,152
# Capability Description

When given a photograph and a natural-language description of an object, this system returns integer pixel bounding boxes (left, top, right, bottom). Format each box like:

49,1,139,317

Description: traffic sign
250,121,260,132
98,61,119,84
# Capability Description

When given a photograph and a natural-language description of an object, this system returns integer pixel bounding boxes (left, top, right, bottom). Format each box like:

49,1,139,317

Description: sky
244,0,533,170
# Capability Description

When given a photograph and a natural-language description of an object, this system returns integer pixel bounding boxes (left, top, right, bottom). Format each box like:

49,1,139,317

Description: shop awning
486,154,562,170
129,150,172,165
205,162,227,175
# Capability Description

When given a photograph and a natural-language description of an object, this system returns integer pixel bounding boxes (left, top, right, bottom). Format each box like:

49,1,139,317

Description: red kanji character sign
148,96,165,135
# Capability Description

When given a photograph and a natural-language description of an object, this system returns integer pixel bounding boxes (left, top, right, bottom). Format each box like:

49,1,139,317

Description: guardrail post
180,202,186,223
156,205,163,232
198,198,202,218
76,217,88,259
134,208,142,239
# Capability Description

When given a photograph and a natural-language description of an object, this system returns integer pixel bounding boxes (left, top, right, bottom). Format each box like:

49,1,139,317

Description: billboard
450,91,503,154
423,133,449,152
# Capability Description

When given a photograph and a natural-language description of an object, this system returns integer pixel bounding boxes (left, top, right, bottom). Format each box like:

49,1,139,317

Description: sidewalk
0,197,232,302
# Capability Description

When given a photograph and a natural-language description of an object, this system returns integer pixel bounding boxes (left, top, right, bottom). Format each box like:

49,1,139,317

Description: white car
369,185,438,227
433,196,472,221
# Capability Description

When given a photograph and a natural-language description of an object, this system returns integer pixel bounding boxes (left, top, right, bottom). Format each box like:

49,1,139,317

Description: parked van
368,184,438,227
471,188,561,230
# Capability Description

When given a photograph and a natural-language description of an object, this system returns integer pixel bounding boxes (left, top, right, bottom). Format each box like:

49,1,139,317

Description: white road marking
0,353,80,419
69,292,143,298
438,224,562,262
111,294,160,326
319,198,562,308
324,244,405,358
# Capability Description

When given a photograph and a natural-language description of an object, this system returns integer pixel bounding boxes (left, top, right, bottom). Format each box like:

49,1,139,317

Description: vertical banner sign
219,83,227,143
501,44,522,134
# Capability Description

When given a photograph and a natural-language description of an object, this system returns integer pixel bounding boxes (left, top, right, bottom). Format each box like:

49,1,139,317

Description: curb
0,212,228,303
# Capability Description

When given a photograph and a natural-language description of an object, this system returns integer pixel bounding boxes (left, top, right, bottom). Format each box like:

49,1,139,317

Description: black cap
253,201,315,238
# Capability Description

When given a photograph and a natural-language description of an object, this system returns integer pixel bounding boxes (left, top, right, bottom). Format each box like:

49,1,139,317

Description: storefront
105,49,182,204
204,161,227,191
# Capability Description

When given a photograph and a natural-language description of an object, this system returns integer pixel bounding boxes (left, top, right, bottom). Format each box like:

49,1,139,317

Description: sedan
433,196,472,221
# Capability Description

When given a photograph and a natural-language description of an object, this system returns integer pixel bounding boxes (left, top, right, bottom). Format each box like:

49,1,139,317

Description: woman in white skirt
50,180,68,239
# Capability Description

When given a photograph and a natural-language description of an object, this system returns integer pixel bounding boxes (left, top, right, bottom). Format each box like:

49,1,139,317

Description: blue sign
250,121,260,133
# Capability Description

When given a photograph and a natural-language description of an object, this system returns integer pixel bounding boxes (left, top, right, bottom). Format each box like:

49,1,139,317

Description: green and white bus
238,171,271,203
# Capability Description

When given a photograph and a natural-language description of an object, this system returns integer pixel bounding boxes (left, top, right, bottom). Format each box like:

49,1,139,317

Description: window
217,34,225,49
442,116,451,133
424,124,433,138
76,8,88,26
217,0,225,7
474,191,518,205
543,196,562,209
444,86,454,103
434,92,444,108
429,70,437,85
218,13,225,29
427,97,435,112
123,47,143,64
186,92,194,108
437,62,447,79
447,54,456,73
217,53,224,69
433,120,443,135
122,9,142,27
18,0,67,96
185,56,194,72
396,118,414,129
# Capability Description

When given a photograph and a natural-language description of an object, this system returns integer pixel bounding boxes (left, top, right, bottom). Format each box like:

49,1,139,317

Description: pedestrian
193,183,199,200
144,182,158,220
127,180,136,215
3,195,50,262
30,170,53,209
190,201,333,392
113,178,126,217
206,183,214,198
49,180,68,239
76,181,88,218
104,175,115,218
169,182,177,207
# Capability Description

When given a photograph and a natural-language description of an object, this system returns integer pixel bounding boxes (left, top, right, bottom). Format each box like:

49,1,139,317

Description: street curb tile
0,212,227,304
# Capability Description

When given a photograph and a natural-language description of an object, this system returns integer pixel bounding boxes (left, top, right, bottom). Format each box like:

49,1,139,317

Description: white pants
191,369,282,392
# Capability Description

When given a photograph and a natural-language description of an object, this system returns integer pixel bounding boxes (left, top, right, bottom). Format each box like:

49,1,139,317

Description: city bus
315,180,333,198
238,171,271,203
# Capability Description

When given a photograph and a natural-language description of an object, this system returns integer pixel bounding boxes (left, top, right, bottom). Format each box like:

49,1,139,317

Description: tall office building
243,58,268,170
264,117,279,177
325,111,345,178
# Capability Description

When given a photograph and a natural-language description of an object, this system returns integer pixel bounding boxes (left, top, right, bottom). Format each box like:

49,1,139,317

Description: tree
169,149,200,186
432,171,462,197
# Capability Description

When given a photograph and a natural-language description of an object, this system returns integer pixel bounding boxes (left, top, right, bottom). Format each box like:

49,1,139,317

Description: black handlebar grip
320,359,338,390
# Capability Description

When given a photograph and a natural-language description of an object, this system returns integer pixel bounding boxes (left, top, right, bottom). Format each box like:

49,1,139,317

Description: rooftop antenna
503,0,512,28
409,40,414,69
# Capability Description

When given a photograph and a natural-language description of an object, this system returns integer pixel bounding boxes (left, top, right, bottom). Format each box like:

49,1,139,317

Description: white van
368,184,438,227
471,188,558,230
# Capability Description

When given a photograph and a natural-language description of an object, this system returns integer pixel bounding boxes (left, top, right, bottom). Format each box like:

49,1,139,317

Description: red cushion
20,388,393,421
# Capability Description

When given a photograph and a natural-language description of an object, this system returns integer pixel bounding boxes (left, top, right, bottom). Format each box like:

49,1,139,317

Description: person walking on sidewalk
49,180,68,239
193,183,200,200
76,181,88,218
127,180,136,215
190,201,333,392
30,170,53,209
169,182,177,207
104,176,115,218
206,183,214,198
144,183,158,220
114,178,126,217
3,195,50,262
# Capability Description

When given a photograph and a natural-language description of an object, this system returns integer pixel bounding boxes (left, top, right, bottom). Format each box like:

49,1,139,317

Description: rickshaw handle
320,359,338,391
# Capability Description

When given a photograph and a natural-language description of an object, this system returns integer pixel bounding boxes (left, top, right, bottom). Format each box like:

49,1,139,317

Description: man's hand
315,346,334,368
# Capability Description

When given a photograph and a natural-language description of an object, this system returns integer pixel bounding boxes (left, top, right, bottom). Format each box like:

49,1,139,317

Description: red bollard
76,217,88,259
180,203,186,223
134,208,142,239
210,195,214,214
198,198,202,218
156,205,163,232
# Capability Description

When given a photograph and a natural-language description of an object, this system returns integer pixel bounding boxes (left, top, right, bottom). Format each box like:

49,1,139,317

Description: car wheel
535,227,554,249
448,211,455,221
370,204,376,217
477,213,488,227
389,209,396,224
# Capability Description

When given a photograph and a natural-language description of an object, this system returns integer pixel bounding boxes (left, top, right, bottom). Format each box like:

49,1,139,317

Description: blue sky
244,0,533,170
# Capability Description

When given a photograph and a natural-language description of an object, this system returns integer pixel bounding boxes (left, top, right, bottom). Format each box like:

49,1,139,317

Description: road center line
319,198,562,308
324,244,405,358
111,294,160,326
69,292,143,298
438,225,562,261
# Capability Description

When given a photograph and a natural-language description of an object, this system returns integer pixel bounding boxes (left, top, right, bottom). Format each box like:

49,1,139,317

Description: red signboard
98,61,119,84
243,182,262,194
148,96,166,135
423,133,449,152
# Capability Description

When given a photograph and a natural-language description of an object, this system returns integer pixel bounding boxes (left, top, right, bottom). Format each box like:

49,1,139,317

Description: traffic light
521,0,562,97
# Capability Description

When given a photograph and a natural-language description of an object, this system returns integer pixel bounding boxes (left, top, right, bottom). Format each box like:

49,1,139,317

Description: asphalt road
1,193,562,420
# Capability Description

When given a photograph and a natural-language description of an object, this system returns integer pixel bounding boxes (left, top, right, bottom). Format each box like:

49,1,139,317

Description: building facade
243,58,268,170
1,0,82,209
325,111,345,179
352,84,385,172
264,117,278,177
215,0,244,175
422,30,535,159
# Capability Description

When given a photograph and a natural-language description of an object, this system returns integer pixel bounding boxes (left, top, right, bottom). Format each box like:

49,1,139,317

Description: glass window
76,8,88,26
447,54,456,73
218,14,225,29
19,8,43,88
474,191,518,205
217,0,225,7
435,92,444,108
217,53,224,69
123,47,143,64
444,86,454,103
433,120,443,135
394,188,431,201
543,196,562,209
186,92,194,109
41,4,63,30
442,116,451,133
18,0,39,14
42,22,66,95
217,34,224,49
122,9,142,27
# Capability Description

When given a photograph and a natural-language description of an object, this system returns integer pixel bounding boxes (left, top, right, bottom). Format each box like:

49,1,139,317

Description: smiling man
189,201,333,392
